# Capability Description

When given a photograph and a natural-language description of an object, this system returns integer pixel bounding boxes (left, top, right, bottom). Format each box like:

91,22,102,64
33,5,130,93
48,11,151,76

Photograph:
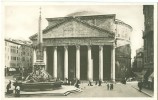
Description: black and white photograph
2,3,157,99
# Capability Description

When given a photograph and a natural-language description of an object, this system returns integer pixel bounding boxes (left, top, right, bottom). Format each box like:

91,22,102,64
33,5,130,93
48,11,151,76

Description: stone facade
115,44,131,80
30,12,132,81
143,5,154,83
5,39,33,75
132,48,144,72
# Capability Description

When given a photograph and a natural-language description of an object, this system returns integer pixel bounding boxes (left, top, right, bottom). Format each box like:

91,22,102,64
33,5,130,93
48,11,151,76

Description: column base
111,79,116,83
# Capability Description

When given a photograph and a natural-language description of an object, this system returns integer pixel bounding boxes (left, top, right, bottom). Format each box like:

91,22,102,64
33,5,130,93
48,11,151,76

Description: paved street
5,76,150,97
5,82,149,97
67,82,149,97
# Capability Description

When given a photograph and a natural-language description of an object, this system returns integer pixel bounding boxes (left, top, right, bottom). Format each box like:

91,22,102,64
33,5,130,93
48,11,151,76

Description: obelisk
33,7,45,73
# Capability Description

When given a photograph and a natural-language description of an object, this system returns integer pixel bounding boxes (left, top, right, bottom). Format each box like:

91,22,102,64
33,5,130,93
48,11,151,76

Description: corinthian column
64,46,68,79
87,45,93,81
53,46,57,78
99,45,103,81
76,45,80,80
44,47,47,71
111,45,115,82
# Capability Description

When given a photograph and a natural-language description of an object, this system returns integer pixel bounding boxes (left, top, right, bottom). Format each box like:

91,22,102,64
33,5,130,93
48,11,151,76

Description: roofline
30,17,115,40
73,14,116,18
45,17,115,34
74,18,115,34
115,19,133,31
46,14,116,21
46,17,66,21
31,14,116,40
5,39,32,47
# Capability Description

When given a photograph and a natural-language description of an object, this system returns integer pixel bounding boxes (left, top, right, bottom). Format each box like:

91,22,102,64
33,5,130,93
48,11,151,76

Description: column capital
54,46,57,49
111,44,115,49
76,45,80,49
87,45,92,49
99,45,103,50
43,47,47,51
64,46,68,50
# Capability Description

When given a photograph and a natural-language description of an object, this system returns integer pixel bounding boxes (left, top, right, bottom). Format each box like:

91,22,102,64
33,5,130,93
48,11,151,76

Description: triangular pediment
42,19,114,39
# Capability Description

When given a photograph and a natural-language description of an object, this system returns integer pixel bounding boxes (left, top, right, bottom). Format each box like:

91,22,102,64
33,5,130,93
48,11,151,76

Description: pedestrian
70,81,72,85
111,83,113,90
124,77,126,84
109,83,112,90
95,80,98,85
88,80,93,86
13,80,18,90
98,80,102,86
74,79,80,88
6,80,11,94
138,81,143,92
107,83,110,90
66,78,69,85
15,85,20,97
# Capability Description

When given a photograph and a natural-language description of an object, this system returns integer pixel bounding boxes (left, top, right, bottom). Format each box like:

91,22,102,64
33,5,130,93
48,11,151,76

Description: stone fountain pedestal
16,60,62,91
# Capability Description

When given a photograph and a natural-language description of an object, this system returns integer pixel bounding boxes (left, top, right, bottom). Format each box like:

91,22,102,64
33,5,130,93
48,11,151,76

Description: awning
148,72,154,82
134,70,147,78
133,70,147,81
9,68,16,71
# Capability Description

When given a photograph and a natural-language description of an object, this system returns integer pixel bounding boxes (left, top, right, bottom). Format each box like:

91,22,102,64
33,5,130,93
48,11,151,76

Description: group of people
6,80,21,97
88,80,102,86
107,83,114,90
87,80,114,90
63,78,74,85
74,79,144,92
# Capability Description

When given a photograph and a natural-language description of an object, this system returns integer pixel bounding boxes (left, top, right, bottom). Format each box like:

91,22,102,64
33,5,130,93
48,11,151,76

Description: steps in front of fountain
20,85,78,96
20,81,62,91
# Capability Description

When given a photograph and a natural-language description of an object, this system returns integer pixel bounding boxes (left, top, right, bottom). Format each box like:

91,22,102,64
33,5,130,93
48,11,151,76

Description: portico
43,44,115,81
30,14,117,82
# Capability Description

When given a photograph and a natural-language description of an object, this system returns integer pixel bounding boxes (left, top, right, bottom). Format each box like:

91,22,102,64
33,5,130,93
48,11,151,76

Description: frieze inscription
43,38,114,46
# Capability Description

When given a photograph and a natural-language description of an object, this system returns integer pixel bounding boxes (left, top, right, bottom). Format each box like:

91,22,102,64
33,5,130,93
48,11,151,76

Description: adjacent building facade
5,39,33,75
132,47,144,72
30,11,132,81
143,5,154,82
115,44,132,80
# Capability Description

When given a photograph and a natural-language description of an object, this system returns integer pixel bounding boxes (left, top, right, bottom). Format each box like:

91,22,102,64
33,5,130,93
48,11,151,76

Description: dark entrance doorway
47,47,53,76
68,46,76,80
92,45,99,81
103,45,111,80
80,46,88,80
57,46,64,80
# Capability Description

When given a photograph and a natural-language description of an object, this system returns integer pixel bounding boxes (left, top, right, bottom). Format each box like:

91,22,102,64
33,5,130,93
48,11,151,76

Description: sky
4,5,144,59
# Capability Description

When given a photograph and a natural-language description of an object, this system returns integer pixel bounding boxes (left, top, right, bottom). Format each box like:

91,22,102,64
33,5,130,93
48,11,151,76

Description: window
22,57,25,61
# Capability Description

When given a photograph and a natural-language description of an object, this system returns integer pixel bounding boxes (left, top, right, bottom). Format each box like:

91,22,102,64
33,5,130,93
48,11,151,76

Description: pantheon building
30,11,132,81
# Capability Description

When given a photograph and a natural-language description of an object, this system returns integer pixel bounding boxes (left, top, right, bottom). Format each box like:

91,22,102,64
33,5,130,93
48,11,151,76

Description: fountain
15,8,62,91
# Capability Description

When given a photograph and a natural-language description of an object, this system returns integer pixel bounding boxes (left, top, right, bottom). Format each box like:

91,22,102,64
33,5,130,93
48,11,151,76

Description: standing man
6,80,11,94
138,81,143,92
98,80,102,86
